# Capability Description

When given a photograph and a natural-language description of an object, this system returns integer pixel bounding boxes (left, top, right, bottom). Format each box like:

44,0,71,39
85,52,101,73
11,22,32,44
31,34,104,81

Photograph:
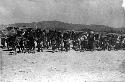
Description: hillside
0,21,125,33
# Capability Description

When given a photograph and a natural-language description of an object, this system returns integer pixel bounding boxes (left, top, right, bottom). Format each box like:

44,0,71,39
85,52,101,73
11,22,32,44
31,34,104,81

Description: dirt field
1,47,125,82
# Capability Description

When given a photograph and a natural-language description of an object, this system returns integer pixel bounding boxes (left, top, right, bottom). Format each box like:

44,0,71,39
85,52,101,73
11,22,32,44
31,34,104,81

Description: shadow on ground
3,49,13,51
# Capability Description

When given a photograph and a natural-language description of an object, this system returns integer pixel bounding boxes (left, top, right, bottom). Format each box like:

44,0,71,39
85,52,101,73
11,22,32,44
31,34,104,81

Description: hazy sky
0,0,124,28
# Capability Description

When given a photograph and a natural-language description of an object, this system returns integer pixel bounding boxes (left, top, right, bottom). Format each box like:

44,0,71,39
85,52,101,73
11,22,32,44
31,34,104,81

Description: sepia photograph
0,0,125,82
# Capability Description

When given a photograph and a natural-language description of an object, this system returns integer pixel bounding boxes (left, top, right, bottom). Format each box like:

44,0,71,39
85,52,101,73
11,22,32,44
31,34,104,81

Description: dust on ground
1,49,125,82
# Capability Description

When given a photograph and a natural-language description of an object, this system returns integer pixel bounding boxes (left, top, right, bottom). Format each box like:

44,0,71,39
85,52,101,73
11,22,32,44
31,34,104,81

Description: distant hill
0,21,125,34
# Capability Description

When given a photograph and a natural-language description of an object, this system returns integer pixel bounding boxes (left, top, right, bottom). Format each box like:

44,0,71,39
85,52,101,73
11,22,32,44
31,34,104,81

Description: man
87,31,95,51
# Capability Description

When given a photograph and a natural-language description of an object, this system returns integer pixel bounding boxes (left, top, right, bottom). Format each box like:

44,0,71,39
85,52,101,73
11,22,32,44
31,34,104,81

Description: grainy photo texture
0,0,125,82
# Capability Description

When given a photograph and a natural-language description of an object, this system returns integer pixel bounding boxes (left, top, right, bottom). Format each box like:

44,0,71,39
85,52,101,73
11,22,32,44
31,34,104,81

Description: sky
0,0,124,28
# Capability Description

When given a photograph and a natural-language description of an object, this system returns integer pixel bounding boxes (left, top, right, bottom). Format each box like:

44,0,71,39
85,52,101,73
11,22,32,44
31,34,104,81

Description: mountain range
0,21,125,34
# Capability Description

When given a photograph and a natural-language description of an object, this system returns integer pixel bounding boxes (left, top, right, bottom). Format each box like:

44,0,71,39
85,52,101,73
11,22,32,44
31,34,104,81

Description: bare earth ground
0,41,125,82
1,50,125,82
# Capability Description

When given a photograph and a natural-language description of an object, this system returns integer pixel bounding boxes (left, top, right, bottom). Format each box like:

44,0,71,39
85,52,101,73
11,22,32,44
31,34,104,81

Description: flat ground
1,48,125,82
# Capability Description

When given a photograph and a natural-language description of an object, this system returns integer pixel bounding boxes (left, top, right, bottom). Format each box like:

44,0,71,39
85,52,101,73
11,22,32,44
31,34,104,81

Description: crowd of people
1,26,125,54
